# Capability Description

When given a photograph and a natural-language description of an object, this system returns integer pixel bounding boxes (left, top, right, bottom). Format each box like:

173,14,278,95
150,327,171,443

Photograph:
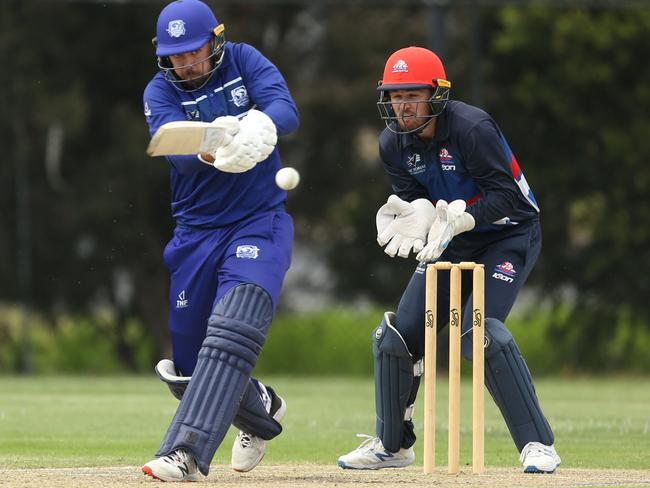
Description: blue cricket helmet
156,0,219,56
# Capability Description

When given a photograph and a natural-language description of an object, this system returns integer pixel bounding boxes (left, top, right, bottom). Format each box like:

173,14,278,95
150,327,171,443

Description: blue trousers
162,208,293,375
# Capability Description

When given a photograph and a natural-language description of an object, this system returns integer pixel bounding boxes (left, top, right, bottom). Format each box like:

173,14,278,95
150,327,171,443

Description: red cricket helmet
377,47,451,134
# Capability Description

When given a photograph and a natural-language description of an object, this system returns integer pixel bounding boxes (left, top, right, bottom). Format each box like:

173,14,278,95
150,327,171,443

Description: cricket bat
146,121,229,156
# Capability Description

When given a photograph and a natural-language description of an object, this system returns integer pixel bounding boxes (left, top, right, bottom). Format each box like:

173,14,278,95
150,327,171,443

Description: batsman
140,0,298,481
337,47,561,473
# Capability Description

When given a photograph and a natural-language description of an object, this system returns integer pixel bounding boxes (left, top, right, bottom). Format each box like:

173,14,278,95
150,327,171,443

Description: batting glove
212,109,277,173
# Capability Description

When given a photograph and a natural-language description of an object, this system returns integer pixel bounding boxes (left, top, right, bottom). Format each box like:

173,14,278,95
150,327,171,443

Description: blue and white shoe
520,442,561,473
337,434,414,470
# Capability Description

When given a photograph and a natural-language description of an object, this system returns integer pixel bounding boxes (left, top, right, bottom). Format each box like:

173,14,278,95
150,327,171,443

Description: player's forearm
466,186,520,225
261,99,299,136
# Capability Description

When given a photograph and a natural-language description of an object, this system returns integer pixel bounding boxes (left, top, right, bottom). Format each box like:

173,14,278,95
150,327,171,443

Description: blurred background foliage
1,1,649,374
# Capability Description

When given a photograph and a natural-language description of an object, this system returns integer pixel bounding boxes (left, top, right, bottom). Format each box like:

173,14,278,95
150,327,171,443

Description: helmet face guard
377,79,451,134
153,25,226,92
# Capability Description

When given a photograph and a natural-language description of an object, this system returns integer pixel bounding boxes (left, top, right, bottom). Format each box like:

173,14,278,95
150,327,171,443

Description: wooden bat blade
146,121,228,156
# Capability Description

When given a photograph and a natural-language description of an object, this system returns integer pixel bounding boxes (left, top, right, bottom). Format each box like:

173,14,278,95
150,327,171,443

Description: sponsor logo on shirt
181,99,201,120
166,20,186,38
176,290,189,308
439,147,456,171
144,102,151,117
406,153,426,175
492,261,517,283
184,109,200,120
230,86,249,108
496,261,517,276
236,245,260,259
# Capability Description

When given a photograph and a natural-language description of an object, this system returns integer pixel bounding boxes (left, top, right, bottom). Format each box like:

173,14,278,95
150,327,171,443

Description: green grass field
0,375,648,470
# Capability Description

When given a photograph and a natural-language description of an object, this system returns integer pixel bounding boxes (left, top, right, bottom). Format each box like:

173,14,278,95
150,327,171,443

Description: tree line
1,2,649,371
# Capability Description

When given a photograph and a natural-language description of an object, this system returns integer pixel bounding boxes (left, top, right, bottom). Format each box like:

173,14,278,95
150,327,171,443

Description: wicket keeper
338,46,561,473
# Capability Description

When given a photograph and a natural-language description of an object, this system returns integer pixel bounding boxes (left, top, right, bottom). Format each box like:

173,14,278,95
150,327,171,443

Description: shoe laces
519,442,553,463
354,434,383,453
163,448,193,466
238,431,255,448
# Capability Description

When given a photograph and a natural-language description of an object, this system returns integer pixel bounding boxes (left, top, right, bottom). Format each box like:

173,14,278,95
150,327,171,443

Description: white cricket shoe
231,389,287,472
337,434,415,470
142,448,199,482
520,442,561,473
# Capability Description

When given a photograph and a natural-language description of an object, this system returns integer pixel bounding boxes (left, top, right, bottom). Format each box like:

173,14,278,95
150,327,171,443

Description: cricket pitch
2,465,649,488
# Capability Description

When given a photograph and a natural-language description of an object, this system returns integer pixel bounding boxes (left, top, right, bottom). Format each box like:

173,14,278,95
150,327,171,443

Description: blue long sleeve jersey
143,42,299,228
379,100,539,231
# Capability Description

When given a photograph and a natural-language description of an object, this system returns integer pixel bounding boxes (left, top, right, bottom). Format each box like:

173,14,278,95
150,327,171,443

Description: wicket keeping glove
212,109,277,173
416,199,475,262
376,195,436,258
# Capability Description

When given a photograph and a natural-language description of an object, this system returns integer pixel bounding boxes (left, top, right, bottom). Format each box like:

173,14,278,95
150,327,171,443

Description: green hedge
1,304,649,374
258,307,650,376
256,308,378,376
0,306,154,374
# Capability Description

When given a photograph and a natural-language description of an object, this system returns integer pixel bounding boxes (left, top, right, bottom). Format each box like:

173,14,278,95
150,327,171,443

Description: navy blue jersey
143,42,299,228
379,100,538,231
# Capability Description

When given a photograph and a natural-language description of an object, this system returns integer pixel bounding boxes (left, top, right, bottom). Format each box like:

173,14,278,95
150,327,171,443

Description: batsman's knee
204,283,274,371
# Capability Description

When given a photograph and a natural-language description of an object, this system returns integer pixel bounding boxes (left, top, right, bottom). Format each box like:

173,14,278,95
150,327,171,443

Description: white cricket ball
275,167,300,191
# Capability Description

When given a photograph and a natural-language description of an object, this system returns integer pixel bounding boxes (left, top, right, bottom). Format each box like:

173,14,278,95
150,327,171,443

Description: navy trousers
394,219,541,359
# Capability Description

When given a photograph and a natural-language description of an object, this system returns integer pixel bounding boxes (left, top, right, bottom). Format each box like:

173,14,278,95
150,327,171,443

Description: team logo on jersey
492,261,516,283
392,59,409,73
176,290,189,308
166,20,186,38
144,102,151,117
230,86,249,108
439,147,456,171
236,245,260,259
406,153,425,175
